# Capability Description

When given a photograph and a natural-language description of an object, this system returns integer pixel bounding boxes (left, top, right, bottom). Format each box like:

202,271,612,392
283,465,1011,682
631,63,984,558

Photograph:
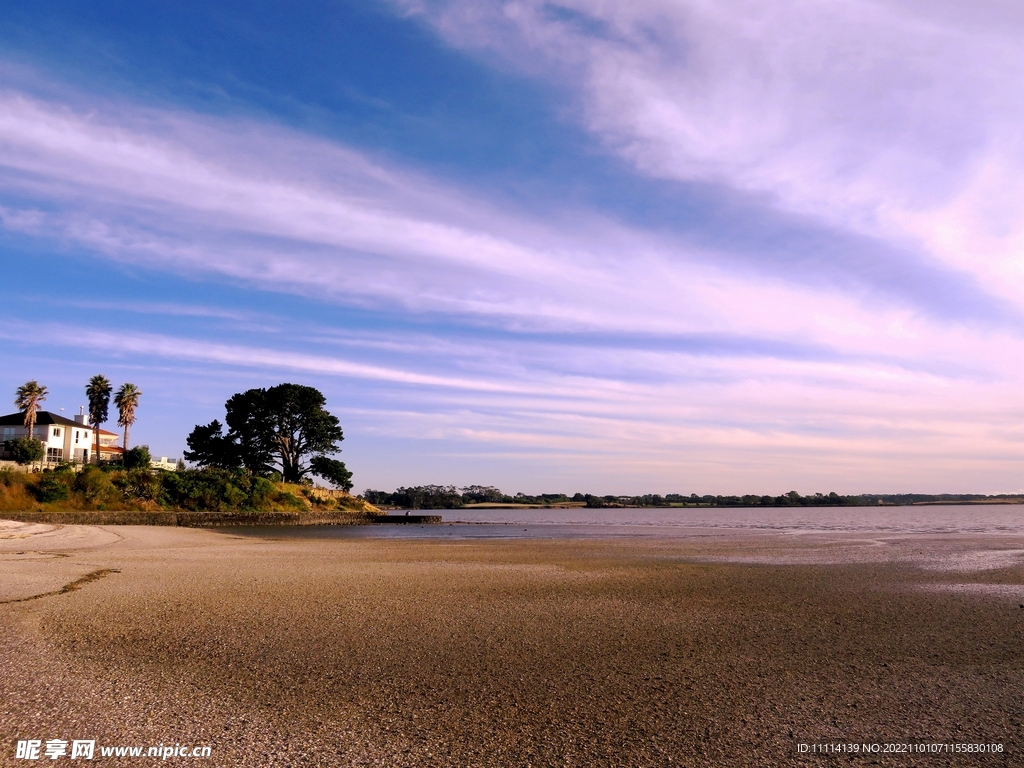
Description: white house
1,409,177,470
0,410,98,464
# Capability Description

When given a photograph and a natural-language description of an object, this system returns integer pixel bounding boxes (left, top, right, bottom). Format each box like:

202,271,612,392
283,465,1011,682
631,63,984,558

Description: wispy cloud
397,0,1024,309
3,39,1024,492
0,323,545,394
0,77,1012,340
47,298,257,321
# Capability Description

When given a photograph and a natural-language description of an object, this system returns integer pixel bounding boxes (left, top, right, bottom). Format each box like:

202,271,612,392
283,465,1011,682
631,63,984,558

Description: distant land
362,486,1024,510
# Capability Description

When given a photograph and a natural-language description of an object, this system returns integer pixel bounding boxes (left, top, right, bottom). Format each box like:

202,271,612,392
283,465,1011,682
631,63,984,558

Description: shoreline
4,498,1024,530
2,521,1022,766
0,508,379,527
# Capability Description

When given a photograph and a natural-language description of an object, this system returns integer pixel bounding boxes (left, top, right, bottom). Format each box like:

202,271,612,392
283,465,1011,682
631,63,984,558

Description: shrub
112,468,161,501
8,438,45,465
32,476,70,503
158,468,286,512
74,466,121,505
222,482,247,508
0,470,34,511
0,469,26,488
124,445,152,470
249,476,276,507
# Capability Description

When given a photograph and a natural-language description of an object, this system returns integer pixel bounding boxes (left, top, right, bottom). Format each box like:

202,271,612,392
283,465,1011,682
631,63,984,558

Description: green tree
14,380,48,440
183,420,241,469
85,375,112,465
114,383,143,452
186,384,347,484
460,485,507,504
221,389,277,475
123,445,153,470
8,437,45,465
224,384,345,483
310,456,353,491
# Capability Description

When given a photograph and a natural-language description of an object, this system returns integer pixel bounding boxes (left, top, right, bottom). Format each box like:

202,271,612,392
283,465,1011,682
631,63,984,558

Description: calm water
233,505,1024,540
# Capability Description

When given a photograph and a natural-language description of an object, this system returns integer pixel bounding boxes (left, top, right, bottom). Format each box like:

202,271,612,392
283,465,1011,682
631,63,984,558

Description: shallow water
450,504,1024,533
234,504,1024,540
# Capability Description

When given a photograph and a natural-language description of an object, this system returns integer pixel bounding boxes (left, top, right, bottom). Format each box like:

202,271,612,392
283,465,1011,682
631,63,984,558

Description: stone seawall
0,510,375,527
372,514,443,524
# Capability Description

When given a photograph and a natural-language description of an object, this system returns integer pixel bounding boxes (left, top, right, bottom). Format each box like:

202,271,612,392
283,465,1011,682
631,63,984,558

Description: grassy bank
0,466,378,525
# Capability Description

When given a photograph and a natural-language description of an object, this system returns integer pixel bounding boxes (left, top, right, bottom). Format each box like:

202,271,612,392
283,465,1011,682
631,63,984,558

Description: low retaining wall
372,514,443,524
0,510,375,527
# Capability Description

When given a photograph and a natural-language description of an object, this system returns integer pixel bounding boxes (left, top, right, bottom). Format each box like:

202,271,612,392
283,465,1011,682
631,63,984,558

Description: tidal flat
1,522,1022,766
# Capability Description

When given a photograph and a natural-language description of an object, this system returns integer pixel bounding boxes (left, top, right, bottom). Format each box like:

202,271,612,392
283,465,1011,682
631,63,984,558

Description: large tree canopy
185,384,349,485
309,456,353,492
183,419,239,470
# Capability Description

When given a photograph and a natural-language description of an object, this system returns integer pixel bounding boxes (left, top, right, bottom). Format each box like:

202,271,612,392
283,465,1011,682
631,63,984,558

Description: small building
151,457,180,471
0,410,98,464
97,427,124,463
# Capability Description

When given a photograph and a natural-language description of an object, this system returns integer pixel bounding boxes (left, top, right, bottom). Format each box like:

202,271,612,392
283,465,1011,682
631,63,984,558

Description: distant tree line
361,487,859,509
362,485,580,509
360,487,1022,510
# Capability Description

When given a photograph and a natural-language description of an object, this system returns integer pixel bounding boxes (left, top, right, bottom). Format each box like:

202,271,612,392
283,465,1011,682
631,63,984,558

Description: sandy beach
2,521,1022,766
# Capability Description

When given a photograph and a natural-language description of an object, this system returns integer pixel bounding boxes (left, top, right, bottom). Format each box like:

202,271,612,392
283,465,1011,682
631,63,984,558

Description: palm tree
85,375,112,465
114,383,143,453
14,380,48,440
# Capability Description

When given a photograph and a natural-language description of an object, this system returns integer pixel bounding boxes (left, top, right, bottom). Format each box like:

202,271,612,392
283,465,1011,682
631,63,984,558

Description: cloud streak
398,0,1024,310
9,314,1022,493
3,30,1024,493
0,77,1013,340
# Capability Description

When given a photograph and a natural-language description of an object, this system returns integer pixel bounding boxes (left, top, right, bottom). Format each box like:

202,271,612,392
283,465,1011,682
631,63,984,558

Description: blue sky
3,0,1024,494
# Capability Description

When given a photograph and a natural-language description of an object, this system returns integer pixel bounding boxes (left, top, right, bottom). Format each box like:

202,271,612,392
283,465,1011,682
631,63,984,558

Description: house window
2,427,13,437
47,447,63,462
53,428,62,438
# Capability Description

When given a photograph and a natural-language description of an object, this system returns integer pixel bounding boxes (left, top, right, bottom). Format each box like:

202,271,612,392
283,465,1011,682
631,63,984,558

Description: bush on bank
0,465,363,515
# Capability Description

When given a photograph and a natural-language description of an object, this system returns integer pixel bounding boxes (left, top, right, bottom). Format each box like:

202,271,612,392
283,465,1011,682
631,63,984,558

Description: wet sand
1,522,1023,766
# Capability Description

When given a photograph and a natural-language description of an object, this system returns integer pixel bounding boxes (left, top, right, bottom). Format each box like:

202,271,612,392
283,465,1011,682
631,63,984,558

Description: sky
2,0,1024,495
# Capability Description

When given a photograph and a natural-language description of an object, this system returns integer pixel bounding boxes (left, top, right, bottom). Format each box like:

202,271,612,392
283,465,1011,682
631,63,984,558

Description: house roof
0,411,92,429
